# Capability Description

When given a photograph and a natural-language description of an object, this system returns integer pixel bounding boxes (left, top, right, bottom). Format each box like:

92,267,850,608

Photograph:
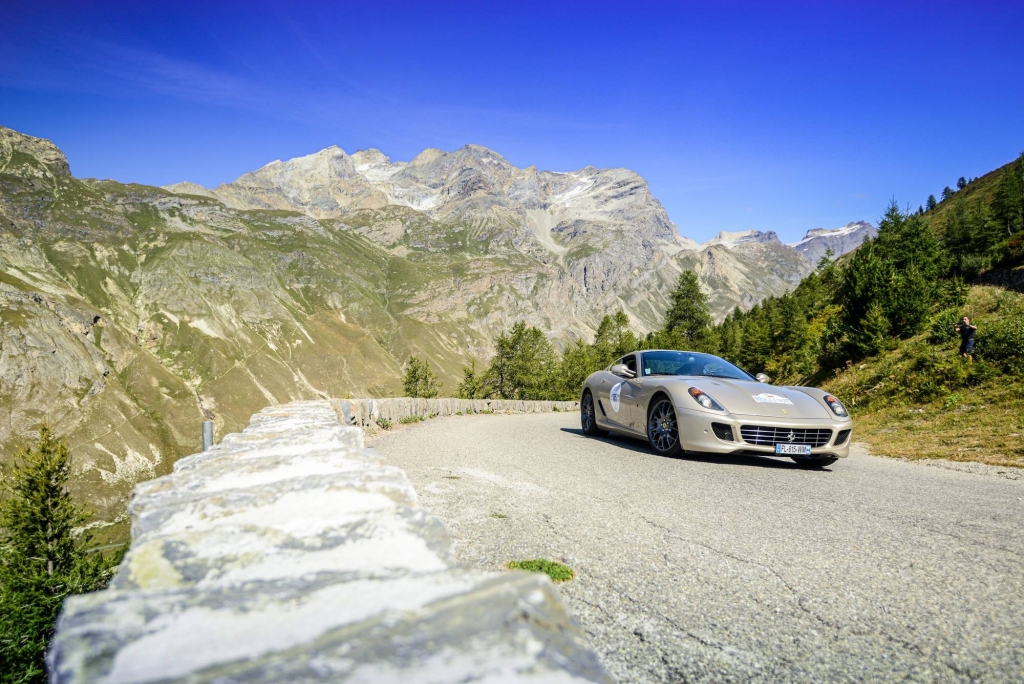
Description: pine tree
941,186,954,202
0,425,119,683
926,195,937,211
993,153,1024,238
664,271,714,350
850,301,893,357
736,305,772,372
455,360,485,399
592,311,639,366
956,176,967,190
839,202,946,351
484,322,556,400
402,356,440,398
552,339,598,401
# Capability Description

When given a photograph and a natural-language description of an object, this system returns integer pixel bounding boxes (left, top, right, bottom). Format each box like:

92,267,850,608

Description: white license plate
776,444,812,455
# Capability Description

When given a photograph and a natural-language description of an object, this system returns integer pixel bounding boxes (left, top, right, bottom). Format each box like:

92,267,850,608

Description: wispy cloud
0,28,613,153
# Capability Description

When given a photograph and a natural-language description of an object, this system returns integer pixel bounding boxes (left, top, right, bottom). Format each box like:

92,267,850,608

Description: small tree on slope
403,356,441,398
663,271,715,352
0,425,119,683
456,360,485,399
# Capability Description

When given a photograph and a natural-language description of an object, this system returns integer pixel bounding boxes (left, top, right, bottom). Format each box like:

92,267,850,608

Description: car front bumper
674,405,853,459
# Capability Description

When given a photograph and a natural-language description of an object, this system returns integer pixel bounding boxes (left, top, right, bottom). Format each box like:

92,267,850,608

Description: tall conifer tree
0,425,118,683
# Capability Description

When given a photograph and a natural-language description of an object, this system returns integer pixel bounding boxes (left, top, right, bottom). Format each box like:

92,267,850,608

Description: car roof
625,349,704,355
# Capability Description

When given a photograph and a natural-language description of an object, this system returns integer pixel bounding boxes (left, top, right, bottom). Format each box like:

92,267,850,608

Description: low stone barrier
334,397,580,431
49,400,607,683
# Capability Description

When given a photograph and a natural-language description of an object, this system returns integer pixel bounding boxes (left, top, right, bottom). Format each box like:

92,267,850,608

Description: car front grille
740,425,833,448
711,422,734,441
834,429,851,446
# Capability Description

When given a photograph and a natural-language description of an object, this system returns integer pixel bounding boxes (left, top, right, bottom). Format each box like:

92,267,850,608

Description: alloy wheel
582,394,595,431
648,399,679,453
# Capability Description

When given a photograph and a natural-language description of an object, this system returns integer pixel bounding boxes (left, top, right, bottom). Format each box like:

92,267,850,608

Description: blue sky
2,1,1022,243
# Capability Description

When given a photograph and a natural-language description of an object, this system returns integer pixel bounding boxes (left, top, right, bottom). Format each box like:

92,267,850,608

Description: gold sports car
580,349,852,468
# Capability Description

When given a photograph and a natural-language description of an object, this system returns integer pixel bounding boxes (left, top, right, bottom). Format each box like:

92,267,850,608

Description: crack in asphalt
637,513,833,625
635,512,952,675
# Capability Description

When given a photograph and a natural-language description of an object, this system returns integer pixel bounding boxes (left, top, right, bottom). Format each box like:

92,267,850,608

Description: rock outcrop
789,221,877,265
49,401,609,683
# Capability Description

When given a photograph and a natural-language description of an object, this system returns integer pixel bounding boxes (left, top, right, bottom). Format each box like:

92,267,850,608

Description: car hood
678,378,832,419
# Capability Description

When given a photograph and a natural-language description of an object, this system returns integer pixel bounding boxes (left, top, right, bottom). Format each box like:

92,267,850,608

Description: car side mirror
755,373,770,383
611,364,636,378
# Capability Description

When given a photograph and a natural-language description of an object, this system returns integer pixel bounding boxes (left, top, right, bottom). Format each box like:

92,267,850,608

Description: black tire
792,456,839,469
581,391,605,437
647,397,683,457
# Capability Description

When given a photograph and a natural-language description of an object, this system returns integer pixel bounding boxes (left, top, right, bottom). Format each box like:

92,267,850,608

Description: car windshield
641,351,754,381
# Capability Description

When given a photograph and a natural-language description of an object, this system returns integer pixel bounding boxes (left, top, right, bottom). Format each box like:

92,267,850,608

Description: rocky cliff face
0,125,865,537
173,142,833,331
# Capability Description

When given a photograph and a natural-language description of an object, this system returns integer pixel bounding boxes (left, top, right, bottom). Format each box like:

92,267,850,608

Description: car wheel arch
646,390,672,417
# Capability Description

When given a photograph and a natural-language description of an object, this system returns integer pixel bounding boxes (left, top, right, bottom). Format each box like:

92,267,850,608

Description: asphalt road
370,412,1024,683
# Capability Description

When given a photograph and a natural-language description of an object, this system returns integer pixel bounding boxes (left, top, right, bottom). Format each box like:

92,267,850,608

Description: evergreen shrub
0,425,121,683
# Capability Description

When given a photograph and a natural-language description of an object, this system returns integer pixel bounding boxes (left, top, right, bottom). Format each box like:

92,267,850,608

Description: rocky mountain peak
350,149,390,166
409,148,445,166
790,221,877,264
799,221,873,241
706,230,781,248
161,181,219,199
0,125,71,176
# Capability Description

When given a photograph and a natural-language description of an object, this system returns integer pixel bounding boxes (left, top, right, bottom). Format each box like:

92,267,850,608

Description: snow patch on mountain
704,230,782,248
789,221,877,263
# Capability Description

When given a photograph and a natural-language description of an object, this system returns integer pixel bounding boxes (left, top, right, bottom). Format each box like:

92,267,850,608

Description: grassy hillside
712,152,1024,467
0,142,528,540
923,155,1018,227
824,283,1024,467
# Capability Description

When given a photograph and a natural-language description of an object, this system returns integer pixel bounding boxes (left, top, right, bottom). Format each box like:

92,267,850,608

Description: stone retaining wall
49,400,607,683
333,397,580,431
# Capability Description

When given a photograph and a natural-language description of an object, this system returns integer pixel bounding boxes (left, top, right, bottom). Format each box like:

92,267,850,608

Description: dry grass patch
850,383,1024,467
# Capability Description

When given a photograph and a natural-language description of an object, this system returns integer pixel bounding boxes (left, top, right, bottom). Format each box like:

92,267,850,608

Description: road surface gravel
370,412,1024,683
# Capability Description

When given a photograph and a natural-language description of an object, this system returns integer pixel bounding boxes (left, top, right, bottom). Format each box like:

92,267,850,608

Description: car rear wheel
792,456,839,469
581,391,605,437
647,397,682,457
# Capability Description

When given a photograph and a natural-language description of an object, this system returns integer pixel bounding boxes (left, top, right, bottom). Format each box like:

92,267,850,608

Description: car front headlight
824,394,848,417
688,387,725,412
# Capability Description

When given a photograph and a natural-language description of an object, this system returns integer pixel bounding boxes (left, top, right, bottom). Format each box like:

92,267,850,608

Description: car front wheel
647,397,683,457
581,391,605,437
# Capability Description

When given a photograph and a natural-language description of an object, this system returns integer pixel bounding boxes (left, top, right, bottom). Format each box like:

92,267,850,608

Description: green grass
922,158,1015,229
442,474,460,480
825,285,1024,468
490,512,508,519
375,417,392,430
507,559,574,583
399,414,425,424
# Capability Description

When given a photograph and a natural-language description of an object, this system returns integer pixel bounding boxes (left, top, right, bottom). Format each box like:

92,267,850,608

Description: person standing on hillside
954,316,977,361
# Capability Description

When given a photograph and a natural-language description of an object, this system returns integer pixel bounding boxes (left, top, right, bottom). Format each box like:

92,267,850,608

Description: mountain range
0,124,873,535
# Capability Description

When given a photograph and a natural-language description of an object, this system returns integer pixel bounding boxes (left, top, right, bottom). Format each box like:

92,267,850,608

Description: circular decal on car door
609,383,622,412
